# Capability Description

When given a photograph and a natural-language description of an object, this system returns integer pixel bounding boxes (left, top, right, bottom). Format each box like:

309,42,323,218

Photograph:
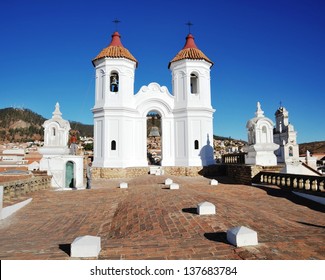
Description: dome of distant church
168,33,213,68
92,31,138,66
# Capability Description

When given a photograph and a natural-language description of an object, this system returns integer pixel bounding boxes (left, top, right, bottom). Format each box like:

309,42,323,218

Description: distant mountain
213,135,247,143
0,107,93,142
1,107,323,152
299,141,325,155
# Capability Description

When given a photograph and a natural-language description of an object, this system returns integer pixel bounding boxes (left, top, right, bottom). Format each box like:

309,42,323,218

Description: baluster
293,178,298,188
286,177,291,187
272,176,276,184
260,174,264,183
268,176,272,184
14,184,20,198
298,178,304,189
319,181,324,192
277,176,281,185
281,177,286,186
10,185,15,199
311,180,318,191
264,175,268,183
305,179,310,190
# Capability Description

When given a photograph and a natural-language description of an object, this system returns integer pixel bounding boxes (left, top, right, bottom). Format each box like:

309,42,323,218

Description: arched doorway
65,161,75,188
147,111,162,165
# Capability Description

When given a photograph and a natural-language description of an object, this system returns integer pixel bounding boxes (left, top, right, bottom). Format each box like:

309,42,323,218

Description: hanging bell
111,75,118,85
149,126,160,137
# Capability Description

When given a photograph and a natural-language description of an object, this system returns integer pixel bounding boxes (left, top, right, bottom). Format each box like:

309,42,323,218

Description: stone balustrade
1,176,52,202
252,171,325,197
222,153,246,164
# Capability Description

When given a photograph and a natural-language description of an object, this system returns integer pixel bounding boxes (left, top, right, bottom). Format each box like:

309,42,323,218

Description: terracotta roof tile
169,34,213,68
92,32,138,67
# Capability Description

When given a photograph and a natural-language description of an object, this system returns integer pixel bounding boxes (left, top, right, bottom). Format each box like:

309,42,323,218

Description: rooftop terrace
0,174,324,260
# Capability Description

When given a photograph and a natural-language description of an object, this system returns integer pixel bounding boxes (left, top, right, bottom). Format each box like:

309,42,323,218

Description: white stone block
71,235,101,258
155,169,161,176
197,201,216,215
169,183,179,189
120,182,128,189
227,226,258,247
165,178,173,185
210,179,218,186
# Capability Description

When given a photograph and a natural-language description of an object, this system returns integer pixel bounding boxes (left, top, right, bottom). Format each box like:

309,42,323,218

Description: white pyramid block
227,226,258,247
120,182,128,189
210,179,218,186
165,178,173,185
71,235,101,258
170,183,179,189
197,201,216,215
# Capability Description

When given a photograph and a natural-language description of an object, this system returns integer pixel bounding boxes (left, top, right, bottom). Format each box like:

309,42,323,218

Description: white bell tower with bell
92,28,216,169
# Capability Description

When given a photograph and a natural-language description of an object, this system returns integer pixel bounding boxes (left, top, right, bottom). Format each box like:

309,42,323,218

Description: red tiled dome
169,34,213,68
92,32,138,67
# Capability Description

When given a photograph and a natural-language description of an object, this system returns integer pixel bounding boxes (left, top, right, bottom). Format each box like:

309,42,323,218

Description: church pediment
136,82,172,96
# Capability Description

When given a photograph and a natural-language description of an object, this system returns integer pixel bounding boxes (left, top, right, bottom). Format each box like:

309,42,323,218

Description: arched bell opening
147,111,162,166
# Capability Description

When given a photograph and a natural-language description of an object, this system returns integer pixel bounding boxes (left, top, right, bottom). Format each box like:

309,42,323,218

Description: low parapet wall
91,166,210,179
1,176,52,202
91,165,282,184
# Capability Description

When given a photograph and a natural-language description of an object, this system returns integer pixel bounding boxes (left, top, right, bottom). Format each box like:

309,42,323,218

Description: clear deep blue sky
0,0,324,143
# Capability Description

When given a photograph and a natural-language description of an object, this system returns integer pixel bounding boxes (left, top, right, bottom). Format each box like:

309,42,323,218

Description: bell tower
92,31,139,167
168,33,215,166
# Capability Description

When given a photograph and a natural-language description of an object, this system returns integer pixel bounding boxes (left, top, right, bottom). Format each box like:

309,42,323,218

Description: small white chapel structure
245,102,279,166
91,31,215,168
273,106,299,163
39,103,84,188
273,106,320,175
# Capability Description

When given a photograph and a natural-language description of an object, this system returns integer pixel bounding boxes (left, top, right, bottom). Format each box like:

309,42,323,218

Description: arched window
111,140,116,150
261,126,268,143
110,72,119,92
190,73,198,94
289,146,293,157
52,127,56,136
194,140,199,150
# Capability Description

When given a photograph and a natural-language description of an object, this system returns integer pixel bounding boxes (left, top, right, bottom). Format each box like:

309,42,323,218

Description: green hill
0,107,93,142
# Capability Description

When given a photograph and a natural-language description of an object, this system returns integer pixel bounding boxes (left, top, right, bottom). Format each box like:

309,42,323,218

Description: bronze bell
149,126,160,137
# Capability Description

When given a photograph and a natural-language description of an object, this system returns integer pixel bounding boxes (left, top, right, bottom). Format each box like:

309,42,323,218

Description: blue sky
0,0,324,143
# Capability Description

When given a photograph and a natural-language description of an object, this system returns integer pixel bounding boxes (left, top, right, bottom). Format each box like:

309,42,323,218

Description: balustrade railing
222,153,246,164
1,176,52,202
252,171,325,197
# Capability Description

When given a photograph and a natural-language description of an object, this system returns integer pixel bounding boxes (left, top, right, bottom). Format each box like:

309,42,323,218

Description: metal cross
186,21,193,33
113,19,121,31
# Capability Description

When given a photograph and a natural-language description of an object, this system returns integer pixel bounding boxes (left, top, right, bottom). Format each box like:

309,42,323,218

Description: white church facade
91,31,215,168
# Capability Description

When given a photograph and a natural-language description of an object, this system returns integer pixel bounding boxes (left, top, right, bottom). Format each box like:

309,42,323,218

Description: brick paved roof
0,174,324,260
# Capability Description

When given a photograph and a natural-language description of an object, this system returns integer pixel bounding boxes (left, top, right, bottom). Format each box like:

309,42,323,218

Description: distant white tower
273,106,299,163
40,102,70,155
245,102,279,166
39,103,84,188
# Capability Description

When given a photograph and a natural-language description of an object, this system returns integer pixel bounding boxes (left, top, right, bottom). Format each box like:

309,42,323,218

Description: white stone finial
52,102,62,119
255,101,264,118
